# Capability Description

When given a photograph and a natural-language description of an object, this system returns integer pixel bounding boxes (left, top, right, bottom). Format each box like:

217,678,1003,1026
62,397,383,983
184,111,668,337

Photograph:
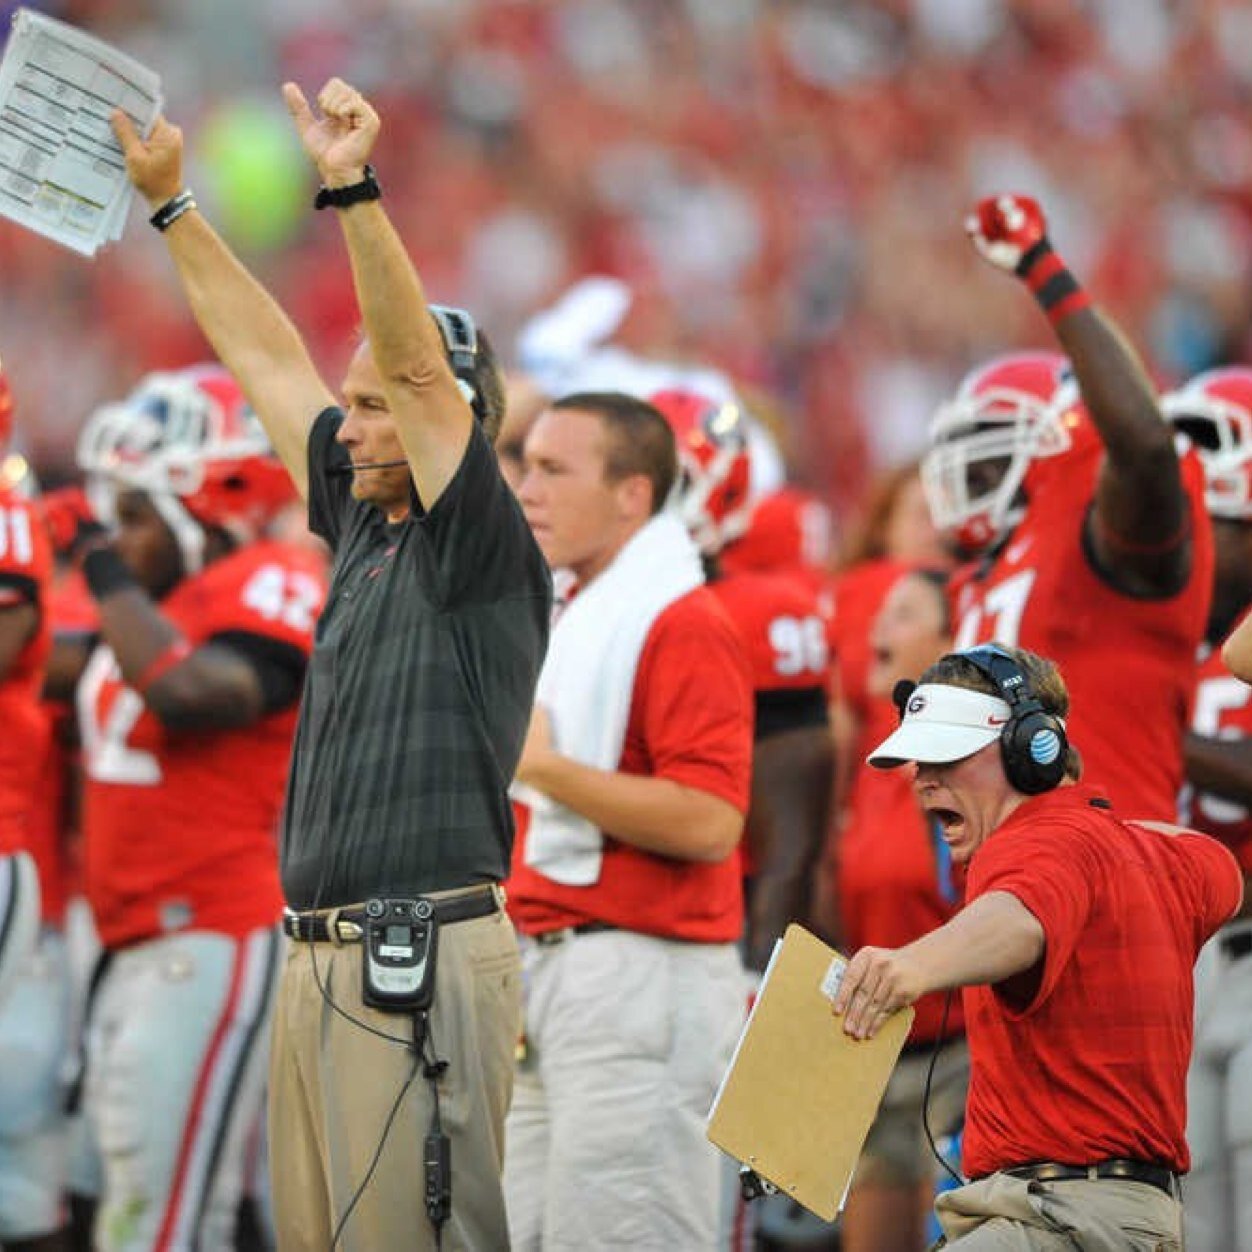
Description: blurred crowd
5,0,1252,538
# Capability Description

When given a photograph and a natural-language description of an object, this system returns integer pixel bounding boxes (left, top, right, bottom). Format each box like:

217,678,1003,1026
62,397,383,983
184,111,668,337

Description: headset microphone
328,459,411,475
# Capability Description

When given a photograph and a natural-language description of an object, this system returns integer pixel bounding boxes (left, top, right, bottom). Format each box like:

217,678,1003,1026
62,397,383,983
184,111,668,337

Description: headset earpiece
958,644,1067,794
428,304,483,420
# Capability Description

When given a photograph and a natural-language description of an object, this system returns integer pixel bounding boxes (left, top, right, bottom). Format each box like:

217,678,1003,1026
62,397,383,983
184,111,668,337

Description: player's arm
967,194,1188,597
110,113,334,501
80,549,293,731
742,722,835,971
515,706,744,863
1184,733,1252,807
283,79,473,509
43,632,94,702
0,600,37,680
832,890,1045,1041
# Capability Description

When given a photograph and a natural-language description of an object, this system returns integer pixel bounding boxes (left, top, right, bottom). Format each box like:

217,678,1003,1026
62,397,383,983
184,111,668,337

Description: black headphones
958,644,1068,794
428,304,483,420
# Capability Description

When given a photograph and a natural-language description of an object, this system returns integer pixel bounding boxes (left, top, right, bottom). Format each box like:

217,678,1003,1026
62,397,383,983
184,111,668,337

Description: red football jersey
709,568,832,695
79,542,326,947
1183,626,1252,873
26,570,98,924
0,488,53,857
950,449,1212,821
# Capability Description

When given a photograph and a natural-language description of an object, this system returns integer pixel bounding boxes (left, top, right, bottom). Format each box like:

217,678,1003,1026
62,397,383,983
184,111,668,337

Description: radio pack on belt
362,897,439,1011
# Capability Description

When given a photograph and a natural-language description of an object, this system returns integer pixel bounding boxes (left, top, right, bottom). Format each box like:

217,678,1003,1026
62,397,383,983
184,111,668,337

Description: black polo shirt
280,409,551,909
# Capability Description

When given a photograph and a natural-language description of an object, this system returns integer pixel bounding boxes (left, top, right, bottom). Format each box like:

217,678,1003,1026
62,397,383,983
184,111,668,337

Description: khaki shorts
854,1038,969,1187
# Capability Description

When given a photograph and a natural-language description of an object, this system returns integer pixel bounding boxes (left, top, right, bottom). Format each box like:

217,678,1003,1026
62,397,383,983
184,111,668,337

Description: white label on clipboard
819,956,845,1003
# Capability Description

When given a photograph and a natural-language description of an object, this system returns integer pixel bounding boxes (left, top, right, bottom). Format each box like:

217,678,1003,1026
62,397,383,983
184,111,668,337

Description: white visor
867,684,1012,768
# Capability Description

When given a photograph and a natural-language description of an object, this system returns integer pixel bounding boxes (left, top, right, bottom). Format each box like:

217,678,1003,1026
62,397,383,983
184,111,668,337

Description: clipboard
706,923,914,1221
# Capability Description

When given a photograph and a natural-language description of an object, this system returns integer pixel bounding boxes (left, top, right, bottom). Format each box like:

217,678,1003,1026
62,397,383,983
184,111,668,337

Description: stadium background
2,0,1251,533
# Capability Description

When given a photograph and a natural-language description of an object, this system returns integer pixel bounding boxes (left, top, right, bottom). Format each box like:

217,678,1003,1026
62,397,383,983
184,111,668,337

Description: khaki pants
269,904,521,1252
934,1171,1182,1251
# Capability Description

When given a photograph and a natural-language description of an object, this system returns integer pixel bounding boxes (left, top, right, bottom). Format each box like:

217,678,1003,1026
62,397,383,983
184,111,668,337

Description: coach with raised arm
112,78,550,1252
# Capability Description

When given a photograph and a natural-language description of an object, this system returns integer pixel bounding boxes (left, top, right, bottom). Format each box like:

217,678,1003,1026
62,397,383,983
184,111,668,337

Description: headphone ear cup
1000,708,1067,794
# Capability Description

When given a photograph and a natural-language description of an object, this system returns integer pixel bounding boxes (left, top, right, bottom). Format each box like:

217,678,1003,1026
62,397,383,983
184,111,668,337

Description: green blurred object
197,98,309,253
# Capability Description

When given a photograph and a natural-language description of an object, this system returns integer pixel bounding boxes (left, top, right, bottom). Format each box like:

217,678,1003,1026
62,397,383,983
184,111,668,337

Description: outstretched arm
110,112,334,501
832,889,1045,1040
968,195,1189,597
283,79,474,509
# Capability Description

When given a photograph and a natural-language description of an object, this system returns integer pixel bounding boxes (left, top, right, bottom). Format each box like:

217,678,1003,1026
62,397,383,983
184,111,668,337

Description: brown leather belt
1004,1159,1179,1199
283,885,500,943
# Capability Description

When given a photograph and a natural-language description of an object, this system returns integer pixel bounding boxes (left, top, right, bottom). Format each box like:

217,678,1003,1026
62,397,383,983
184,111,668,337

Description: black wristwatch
314,165,382,211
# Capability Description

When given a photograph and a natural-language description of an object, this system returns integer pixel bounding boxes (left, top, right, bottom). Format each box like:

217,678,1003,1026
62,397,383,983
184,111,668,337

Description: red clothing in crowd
80,542,325,948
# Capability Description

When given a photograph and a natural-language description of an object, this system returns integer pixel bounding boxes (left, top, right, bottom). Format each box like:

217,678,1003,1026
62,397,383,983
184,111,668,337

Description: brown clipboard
706,923,915,1221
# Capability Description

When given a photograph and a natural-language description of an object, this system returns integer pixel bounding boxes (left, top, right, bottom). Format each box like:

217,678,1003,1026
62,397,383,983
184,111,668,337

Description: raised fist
965,194,1049,274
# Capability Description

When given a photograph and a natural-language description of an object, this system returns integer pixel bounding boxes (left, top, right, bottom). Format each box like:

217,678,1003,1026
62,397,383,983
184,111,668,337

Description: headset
428,304,483,420
958,644,1068,795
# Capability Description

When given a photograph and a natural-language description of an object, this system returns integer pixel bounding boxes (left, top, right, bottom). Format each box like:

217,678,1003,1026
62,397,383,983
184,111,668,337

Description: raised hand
110,112,185,208
965,193,1048,275
282,78,379,186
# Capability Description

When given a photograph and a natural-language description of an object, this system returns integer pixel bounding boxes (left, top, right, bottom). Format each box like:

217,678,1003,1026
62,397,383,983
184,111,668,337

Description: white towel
515,512,704,884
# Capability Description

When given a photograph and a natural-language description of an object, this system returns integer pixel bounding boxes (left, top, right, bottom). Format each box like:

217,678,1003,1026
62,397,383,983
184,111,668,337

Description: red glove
965,193,1090,323
964,194,1048,274
39,486,105,558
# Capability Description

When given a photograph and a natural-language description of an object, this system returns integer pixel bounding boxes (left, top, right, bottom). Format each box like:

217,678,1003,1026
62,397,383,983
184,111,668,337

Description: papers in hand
0,8,162,255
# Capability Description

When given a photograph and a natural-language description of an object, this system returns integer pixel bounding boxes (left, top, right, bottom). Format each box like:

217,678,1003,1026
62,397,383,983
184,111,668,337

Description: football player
1163,366,1252,1252
0,364,60,1252
57,365,326,1252
921,194,1212,820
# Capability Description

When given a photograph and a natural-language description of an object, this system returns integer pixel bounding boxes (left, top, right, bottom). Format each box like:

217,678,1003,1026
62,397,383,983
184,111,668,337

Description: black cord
328,1049,421,1251
306,599,414,1252
921,987,965,1188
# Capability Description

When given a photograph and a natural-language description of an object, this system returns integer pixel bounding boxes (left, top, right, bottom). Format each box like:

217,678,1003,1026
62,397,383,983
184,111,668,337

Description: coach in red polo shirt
834,643,1243,1251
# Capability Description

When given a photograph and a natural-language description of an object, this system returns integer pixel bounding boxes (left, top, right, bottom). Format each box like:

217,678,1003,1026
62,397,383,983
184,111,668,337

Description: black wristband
1014,237,1052,278
82,548,137,600
149,189,197,232
314,165,382,211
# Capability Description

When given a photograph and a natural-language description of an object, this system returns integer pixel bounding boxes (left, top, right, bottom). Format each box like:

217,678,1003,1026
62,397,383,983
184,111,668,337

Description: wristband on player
82,547,137,599
1014,239,1092,326
149,189,197,233
314,165,382,211
133,638,194,696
